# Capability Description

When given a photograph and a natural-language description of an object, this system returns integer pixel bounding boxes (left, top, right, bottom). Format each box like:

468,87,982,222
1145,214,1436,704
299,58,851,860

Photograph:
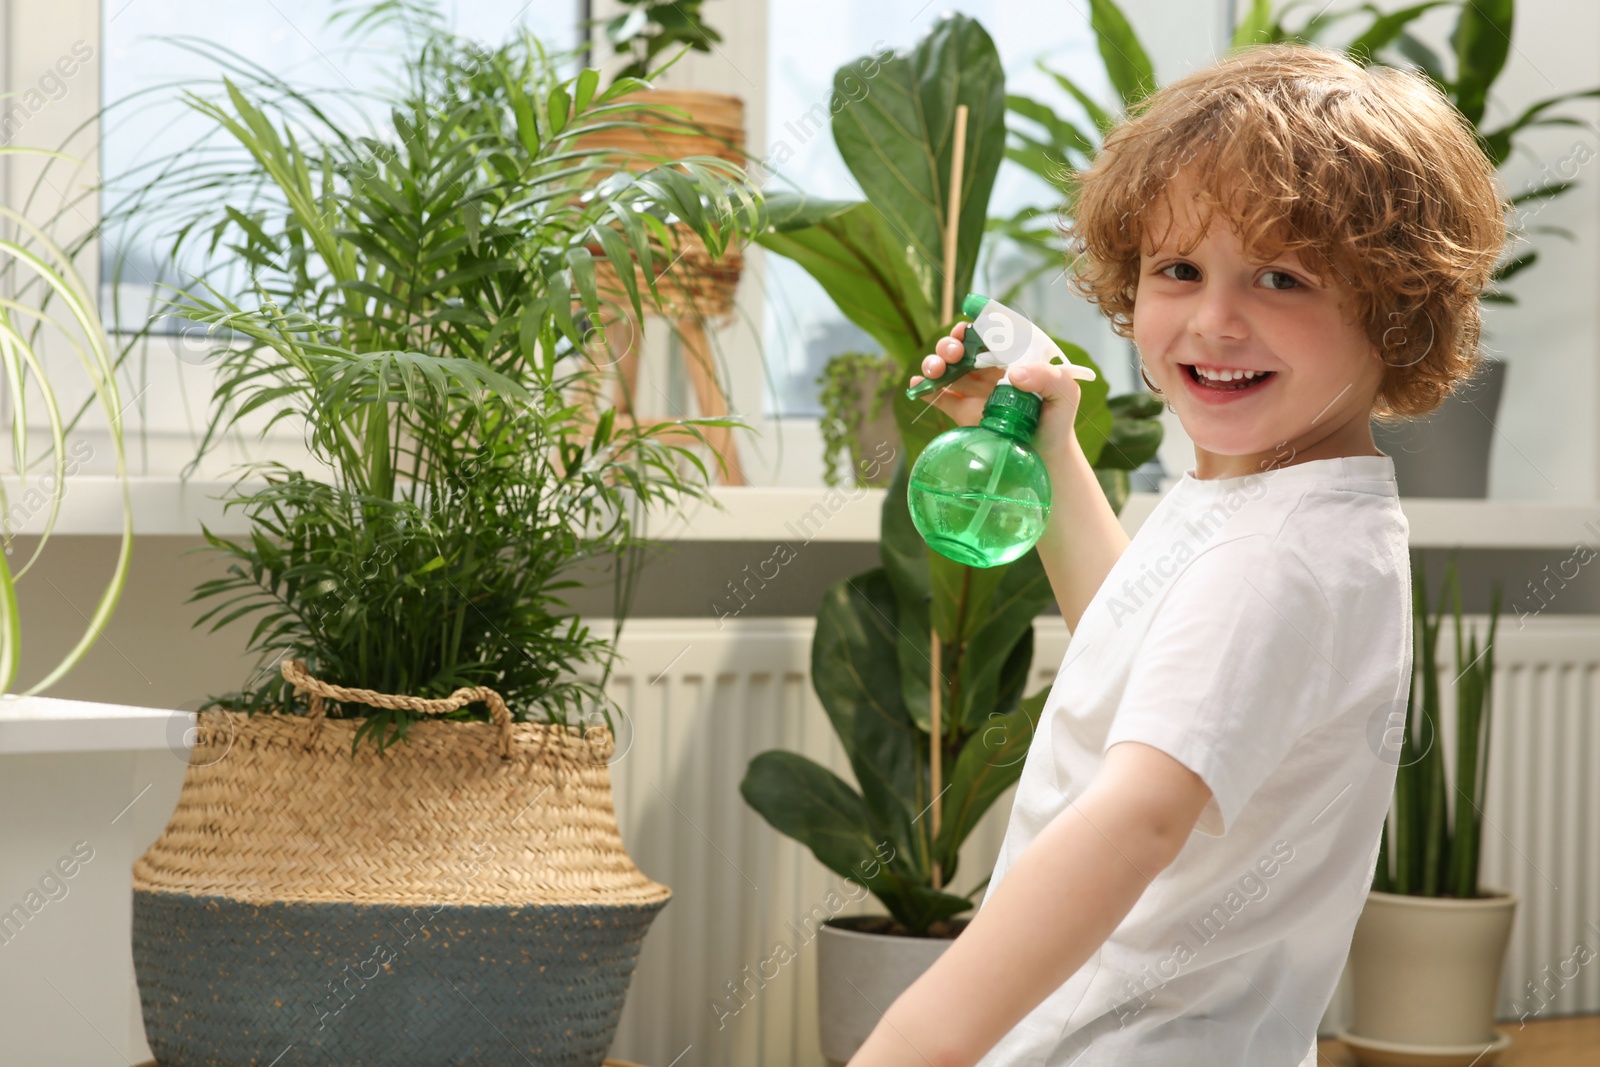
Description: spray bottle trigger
904,325,988,401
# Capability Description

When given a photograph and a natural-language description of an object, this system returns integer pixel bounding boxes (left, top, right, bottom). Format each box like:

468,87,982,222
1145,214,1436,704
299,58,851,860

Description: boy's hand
909,322,1084,459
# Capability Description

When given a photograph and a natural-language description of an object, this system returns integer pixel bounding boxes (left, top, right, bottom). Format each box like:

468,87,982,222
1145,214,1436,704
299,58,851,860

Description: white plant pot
817,917,966,1067
1341,888,1519,1065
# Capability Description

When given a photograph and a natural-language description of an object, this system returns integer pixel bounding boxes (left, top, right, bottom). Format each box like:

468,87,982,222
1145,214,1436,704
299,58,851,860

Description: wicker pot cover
131,660,669,1067
571,89,747,321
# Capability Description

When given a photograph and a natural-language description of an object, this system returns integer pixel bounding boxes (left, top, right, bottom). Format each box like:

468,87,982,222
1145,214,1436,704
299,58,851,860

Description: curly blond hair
1060,43,1510,422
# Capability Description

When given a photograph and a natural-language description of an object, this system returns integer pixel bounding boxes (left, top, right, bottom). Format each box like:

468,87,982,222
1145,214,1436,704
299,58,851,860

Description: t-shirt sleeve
1102,534,1337,837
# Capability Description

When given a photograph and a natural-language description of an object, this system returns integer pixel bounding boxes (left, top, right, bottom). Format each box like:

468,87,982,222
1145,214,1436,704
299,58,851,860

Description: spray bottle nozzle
905,325,987,400
905,293,1097,403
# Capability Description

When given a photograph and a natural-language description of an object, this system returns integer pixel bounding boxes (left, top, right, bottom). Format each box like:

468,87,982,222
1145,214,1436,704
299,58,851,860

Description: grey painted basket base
132,889,668,1067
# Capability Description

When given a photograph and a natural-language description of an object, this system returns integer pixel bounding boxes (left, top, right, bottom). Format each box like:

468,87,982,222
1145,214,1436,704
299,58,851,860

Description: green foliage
1003,0,1600,306
743,14,1164,932
1093,390,1167,515
741,460,1053,931
1374,553,1504,898
1086,0,1159,107
102,8,763,753
830,15,1007,325
815,351,898,489
758,193,940,368
0,146,132,694
591,0,724,83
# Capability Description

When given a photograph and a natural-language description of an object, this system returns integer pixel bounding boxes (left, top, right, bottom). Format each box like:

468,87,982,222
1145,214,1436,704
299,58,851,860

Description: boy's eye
1158,262,1201,282
1260,269,1300,290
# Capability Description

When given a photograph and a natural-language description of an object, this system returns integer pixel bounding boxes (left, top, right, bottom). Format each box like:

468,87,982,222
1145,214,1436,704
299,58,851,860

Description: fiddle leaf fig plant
742,458,1056,931
742,13,1162,934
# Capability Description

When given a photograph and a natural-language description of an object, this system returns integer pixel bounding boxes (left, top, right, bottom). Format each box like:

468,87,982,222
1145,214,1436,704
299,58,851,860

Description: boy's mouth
1182,364,1276,392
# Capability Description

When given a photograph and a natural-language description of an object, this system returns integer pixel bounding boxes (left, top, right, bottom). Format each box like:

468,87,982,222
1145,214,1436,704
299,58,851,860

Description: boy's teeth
1195,367,1264,382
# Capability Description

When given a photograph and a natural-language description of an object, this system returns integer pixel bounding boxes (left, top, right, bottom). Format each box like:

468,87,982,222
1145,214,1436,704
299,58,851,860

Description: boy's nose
1190,284,1250,342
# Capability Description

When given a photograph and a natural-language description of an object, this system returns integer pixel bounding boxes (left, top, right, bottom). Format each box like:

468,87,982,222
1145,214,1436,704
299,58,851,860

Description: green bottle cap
962,292,989,319
981,383,1042,439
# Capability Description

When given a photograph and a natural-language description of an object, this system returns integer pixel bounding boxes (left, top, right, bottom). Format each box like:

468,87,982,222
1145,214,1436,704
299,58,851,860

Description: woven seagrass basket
132,660,669,1067
571,89,747,321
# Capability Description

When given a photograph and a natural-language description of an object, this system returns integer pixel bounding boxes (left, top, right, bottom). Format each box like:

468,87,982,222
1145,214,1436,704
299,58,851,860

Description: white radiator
585,614,1599,1067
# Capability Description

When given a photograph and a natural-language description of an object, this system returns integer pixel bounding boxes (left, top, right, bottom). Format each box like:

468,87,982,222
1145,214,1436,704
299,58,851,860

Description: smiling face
1132,174,1388,479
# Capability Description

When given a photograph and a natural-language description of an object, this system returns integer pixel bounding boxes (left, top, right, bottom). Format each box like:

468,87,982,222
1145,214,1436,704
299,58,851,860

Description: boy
857,42,1508,1067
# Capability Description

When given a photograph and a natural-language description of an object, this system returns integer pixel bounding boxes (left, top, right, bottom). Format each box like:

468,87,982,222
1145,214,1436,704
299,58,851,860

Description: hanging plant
816,350,899,488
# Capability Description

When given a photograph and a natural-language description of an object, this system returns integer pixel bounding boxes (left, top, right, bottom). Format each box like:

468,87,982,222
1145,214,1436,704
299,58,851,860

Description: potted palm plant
104,10,764,1065
742,15,1164,1065
1340,553,1513,1066
1002,0,1600,498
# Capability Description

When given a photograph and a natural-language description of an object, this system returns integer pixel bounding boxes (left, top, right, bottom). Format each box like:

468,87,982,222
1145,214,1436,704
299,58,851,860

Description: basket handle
280,659,514,760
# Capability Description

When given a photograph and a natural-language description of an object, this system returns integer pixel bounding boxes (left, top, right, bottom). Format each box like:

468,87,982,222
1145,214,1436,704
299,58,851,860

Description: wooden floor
135,1021,1599,1066
1316,1014,1599,1066
138,1061,646,1066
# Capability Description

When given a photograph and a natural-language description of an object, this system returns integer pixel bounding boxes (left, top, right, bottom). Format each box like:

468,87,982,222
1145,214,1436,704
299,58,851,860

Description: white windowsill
0,695,193,756
3,477,1596,549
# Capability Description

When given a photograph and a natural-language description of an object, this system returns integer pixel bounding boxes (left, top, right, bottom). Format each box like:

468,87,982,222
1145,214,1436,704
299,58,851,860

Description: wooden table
1316,1014,1598,1066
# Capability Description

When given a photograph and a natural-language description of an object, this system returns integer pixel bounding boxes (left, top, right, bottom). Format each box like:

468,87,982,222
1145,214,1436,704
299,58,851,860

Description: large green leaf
1451,0,1513,127
739,751,899,897
739,749,974,927
756,193,938,364
1093,392,1166,471
954,553,1054,735
1088,0,1157,108
1062,334,1114,467
935,686,1047,866
812,566,929,873
831,13,1006,317
879,456,937,734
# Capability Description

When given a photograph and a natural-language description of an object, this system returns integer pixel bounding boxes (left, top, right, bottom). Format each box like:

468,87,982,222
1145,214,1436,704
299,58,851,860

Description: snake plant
1374,552,1505,898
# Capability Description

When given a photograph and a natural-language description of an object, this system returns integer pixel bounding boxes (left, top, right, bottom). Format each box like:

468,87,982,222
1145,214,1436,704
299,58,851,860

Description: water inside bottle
909,485,1049,568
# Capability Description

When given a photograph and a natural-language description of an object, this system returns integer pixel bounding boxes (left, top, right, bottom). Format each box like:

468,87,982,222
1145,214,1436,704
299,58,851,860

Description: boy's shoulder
1164,467,1408,598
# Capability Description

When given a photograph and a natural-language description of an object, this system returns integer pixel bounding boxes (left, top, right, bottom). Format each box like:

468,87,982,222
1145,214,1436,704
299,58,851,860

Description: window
96,1,579,475
14,0,1585,496
760,1,1137,426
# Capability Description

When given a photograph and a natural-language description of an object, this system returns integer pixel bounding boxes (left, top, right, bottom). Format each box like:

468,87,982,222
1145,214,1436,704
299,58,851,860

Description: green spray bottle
904,293,1098,568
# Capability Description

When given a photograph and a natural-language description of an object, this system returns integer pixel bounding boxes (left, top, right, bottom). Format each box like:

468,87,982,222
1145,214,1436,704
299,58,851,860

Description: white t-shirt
973,454,1412,1067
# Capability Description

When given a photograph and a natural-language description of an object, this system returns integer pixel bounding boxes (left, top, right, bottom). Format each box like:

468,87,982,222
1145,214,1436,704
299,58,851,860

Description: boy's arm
910,325,1127,632
1034,430,1131,632
848,741,1214,1067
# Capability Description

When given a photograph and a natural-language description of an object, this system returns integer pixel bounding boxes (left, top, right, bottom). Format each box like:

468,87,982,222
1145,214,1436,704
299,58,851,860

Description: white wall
1469,1,1600,501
